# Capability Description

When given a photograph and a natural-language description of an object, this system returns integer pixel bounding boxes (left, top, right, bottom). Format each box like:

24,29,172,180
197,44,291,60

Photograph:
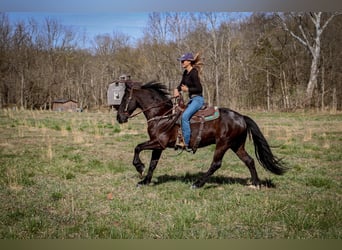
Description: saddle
175,98,220,153
191,104,219,123
175,97,220,123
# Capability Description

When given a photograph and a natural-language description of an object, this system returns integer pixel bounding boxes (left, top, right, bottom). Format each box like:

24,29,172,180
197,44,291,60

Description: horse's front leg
137,149,163,186
133,142,147,176
133,140,163,179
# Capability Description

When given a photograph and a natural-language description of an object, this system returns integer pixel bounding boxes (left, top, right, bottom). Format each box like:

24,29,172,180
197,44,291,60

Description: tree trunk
20,73,24,109
266,70,270,111
321,64,325,111
332,87,337,113
306,39,320,104
278,12,338,107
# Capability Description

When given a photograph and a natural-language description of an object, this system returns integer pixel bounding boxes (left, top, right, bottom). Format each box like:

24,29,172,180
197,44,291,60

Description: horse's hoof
191,183,202,189
247,184,261,190
134,164,145,176
137,179,150,187
137,182,147,188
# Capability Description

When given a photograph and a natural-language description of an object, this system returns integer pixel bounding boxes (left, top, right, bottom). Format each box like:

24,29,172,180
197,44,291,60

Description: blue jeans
181,96,204,146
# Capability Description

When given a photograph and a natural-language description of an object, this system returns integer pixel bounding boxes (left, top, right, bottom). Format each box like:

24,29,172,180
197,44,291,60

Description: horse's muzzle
117,112,129,124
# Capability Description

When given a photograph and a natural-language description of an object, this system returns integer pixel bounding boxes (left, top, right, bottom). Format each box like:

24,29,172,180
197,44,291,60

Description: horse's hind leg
138,149,162,186
192,140,229,188
234,146,261,187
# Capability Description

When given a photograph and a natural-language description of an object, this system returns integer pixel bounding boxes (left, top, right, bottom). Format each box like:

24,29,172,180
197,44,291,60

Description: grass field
0,109,341,239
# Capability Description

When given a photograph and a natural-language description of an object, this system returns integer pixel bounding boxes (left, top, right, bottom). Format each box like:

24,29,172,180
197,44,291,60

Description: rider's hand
173,88,180,98
180,84,188,92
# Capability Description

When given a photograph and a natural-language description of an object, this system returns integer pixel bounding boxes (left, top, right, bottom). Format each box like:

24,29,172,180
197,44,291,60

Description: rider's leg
181,96,204,147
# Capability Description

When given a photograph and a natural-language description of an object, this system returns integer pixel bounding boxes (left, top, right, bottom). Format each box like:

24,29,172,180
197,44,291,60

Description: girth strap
192,116,205,153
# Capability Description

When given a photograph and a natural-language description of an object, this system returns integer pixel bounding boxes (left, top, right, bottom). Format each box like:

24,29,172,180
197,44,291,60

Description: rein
121,86,178,119
128,99,174,119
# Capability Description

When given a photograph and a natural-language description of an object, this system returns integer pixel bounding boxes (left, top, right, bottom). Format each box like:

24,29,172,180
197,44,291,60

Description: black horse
117,81,287,188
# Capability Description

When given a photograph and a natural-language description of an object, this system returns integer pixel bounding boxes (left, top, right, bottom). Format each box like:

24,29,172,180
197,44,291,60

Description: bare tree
0,13,11,108
277,12,340,106
3,12,342,111
203,12,221,107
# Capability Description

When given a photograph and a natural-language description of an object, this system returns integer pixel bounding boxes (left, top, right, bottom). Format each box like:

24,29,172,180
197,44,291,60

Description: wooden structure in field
52,99,78,112
107,74,141,110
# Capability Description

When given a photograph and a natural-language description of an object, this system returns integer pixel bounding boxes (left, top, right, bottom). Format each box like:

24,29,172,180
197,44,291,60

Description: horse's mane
141,81,171,99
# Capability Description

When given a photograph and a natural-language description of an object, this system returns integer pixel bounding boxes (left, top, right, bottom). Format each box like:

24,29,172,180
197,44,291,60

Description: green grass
0,109,341,239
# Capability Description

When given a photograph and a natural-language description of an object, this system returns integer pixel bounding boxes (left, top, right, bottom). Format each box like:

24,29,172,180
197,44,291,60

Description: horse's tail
244,116,287,175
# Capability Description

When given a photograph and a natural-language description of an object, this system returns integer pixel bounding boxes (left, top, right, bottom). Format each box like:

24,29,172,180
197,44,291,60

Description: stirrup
175,141,186,149
184,146,193,153
175,141,193,153
175,130,185,148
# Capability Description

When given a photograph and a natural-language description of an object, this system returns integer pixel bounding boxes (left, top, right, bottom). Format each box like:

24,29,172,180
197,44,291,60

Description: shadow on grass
153,172,276,189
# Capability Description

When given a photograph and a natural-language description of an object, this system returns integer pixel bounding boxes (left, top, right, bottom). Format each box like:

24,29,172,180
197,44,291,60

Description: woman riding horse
173,52,204,152
117,81,287,188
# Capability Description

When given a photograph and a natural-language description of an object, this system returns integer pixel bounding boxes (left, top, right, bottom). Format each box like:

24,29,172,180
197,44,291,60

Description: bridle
123,86,135,115
120,86,178,120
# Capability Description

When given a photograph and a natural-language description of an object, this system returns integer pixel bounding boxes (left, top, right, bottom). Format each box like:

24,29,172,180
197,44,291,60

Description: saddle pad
191,106,220,123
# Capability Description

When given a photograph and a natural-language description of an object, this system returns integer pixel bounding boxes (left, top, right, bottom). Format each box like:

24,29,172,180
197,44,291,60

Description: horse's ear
125,81,134,89
125,81,141,90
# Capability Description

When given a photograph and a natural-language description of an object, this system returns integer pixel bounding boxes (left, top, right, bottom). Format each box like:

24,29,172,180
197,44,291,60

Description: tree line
0,12,341,111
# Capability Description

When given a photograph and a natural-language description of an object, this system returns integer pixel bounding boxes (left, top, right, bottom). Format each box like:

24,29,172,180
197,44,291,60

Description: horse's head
117,81,140,124
117,81,172,124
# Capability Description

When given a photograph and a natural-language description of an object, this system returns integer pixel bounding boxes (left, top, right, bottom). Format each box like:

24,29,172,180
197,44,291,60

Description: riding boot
174,130,193,153
175,128,185,148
